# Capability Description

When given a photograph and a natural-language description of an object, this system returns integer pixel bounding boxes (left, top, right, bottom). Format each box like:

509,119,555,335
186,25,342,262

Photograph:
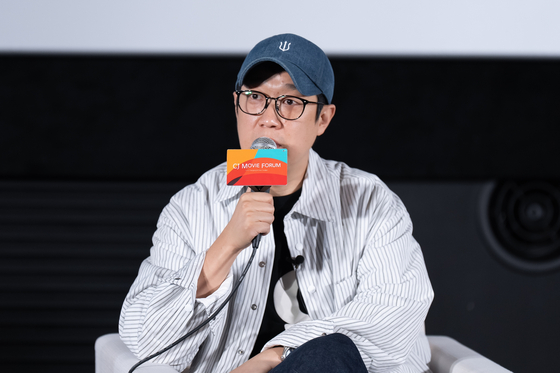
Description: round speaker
479,180,560,273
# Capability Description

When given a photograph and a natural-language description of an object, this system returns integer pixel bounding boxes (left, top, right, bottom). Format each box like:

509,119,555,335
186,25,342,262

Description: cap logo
279,41,291,52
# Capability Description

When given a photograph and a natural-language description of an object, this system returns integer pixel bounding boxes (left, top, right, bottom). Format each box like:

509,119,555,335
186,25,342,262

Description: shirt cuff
263,319,335,351
195,272,234,315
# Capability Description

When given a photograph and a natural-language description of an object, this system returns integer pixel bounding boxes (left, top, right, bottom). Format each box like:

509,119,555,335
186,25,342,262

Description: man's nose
258,100,282,127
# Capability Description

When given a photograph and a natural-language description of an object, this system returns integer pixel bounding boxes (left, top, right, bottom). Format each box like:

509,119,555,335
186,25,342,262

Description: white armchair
427,336,512,373
95,334,177,373
95,333,512,373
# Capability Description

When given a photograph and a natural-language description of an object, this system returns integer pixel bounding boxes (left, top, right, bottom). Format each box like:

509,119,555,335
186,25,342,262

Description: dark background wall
1,54,559,372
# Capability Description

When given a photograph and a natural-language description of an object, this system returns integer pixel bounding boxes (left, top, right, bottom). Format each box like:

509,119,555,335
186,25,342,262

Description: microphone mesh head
250,137,277,150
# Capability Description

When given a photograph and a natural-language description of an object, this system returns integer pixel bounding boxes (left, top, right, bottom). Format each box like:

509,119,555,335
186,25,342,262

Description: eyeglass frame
235,89,324,121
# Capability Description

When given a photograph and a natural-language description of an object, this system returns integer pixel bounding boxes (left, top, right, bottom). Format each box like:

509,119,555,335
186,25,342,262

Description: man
119,33,434,373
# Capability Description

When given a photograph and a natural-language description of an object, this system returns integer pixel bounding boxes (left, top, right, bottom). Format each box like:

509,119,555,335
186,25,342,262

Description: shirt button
237,349,244,355
258,261,266,267
251,304,258,310
308,285,316,294
296,243,304,251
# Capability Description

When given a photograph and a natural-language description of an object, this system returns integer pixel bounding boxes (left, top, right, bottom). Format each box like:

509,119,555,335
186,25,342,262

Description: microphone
290,255,304,266
250,136,277,150
249,137,277,249
249,137,277,192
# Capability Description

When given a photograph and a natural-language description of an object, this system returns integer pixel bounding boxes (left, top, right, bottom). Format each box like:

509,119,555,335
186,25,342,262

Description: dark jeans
270,333,368,373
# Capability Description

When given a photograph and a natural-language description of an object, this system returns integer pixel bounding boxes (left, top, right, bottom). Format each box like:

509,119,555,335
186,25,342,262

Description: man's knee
304,333,358,355
275,333,367,373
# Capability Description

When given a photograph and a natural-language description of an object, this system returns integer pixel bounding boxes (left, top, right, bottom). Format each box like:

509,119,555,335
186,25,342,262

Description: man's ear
316,104,336,136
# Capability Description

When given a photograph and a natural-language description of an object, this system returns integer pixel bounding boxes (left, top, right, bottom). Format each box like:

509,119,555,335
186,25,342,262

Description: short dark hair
242,62,327,122
242,62,284,89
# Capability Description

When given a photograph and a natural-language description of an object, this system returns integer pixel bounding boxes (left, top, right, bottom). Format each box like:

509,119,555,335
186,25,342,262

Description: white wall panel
1,0,559,56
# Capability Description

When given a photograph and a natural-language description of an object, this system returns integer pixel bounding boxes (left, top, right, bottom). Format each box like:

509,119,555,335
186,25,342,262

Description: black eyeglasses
235,90,323,120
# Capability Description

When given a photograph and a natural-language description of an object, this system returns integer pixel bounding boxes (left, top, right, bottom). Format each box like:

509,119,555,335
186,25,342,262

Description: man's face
234,71,333,183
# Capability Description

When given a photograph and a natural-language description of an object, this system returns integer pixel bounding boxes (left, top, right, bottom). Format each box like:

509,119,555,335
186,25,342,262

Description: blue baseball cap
235,33,335,104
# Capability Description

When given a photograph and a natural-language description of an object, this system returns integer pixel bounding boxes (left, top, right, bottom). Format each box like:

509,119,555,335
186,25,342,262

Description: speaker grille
481,180,560,273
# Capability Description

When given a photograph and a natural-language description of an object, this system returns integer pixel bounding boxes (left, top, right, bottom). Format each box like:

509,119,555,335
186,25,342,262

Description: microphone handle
249,186,270,192
252,234,262,249
249,186,270,249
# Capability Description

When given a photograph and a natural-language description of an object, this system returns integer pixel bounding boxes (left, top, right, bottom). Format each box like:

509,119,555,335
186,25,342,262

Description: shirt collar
294,148,340,222
216,165,245,204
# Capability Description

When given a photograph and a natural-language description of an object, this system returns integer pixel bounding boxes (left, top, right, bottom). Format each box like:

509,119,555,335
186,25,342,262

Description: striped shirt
119,149,434,373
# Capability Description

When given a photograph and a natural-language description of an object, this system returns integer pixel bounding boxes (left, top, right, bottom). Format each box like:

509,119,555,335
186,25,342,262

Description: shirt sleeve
118,196,234,371
263,189,434,372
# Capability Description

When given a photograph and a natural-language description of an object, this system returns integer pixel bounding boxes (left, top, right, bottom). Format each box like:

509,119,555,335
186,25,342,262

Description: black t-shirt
250,188,308,357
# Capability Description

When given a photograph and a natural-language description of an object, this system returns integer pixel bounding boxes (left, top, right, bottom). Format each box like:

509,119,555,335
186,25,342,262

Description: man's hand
221,188,275,253
229,347,283,373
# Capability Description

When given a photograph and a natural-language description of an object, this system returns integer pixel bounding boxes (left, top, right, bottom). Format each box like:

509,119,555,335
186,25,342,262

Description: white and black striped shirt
119,149,434,373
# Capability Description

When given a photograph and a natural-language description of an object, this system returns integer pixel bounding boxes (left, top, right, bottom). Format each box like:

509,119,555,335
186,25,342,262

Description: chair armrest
428,336,512,373
95,333,178,373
